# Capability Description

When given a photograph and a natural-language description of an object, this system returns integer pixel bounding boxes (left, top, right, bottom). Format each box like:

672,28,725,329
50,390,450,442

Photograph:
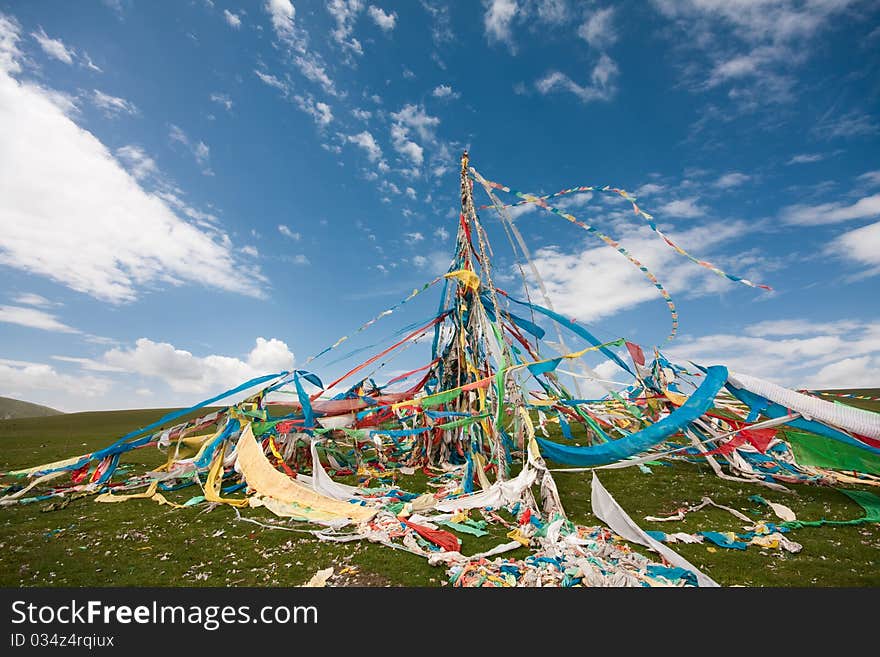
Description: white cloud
434,226,449,240
293,94,333,126
92,89,138,117
483,0,519,50
535,54,618,103
0,22,263,303
31,27,74,64
278,224,301,240
534,0,568,24
830,220,880,277
294,54,338,96
265,0,297,43
83,52,102,73
103,337,294,394
635,183,665,196
405,186,416,199
327,0,365,57
666,318,880,389
857,171,880,188
223,9,242,28
388,103,440,168
405,231,424,243
255,69,288,93
347,130,382,161
210,92,233,111
714,172,750,188
659,197,704,218
815,110,878,139
242,245,259,258
781,193,880,225
288,254,310,265
50,356,125,373
577,7,616,50
351,107,371,120
169,124,213,174
432,84,460,99
0,14,21,74
0,305,78,333
391,103,440,142
0,358,111,409
410,249,452,275
421,1,454,45
11,292,54,307
787,153,824,165
745,319,861,338
368,5,397,31
391,128,423,166
116,145,159,183
806,356,879,389
524,220,751,324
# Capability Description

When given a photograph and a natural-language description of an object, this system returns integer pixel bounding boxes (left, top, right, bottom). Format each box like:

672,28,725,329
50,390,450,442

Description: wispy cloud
91,89,138,117
787,153,825,165
347,130,382,162
781,193,880,225
658,197,704,218
432,84,460,99
0,305,79,333
115,145,158,181
830,220,880,279
483,0,519,51
814,109,879,139
210,92,233,111
390,103,440,168
714,172,750,189
368,5,397,32
223,9,242,29
31,27,74,64
577,7,616,50
169,124,213,175
327,0,364,59
278,224,301,240
535,54,618,104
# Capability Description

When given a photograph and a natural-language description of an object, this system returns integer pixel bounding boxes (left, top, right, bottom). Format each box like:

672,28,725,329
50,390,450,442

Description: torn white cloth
590,472,719,588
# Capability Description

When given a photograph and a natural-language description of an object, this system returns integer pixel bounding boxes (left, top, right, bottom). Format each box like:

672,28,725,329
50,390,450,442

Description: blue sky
0,0,878,412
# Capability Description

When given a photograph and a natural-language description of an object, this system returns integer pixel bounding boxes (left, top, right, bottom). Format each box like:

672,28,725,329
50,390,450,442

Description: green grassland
1,394,879,587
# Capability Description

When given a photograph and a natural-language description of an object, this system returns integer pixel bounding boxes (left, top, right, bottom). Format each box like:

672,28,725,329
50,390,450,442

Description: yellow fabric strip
204,441,249,508
236,423,375,523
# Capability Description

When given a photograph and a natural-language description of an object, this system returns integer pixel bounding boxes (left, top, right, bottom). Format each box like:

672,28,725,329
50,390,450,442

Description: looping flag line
305,276,444,365
473,177,772,337
472,168,680,342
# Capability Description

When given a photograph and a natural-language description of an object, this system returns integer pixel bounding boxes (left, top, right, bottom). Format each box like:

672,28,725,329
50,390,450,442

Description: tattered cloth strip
235,423,376,524
644,496,753,524
590,472,718,587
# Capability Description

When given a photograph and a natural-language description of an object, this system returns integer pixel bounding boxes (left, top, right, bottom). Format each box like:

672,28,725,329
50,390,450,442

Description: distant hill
0,396,63,420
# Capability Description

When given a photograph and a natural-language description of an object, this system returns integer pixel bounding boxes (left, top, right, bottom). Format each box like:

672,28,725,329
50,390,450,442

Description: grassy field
1,394,879,587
